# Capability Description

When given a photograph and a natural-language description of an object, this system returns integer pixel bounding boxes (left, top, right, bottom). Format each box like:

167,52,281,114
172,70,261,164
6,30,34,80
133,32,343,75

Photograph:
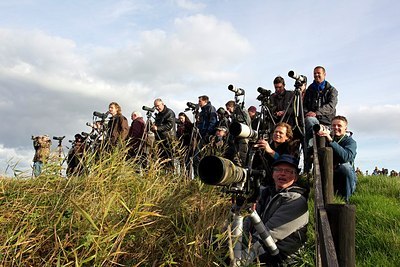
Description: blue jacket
329,134,357,166
197,101,217,138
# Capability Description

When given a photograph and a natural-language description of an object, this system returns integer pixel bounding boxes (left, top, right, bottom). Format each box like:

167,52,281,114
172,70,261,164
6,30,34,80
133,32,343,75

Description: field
0,150,399,266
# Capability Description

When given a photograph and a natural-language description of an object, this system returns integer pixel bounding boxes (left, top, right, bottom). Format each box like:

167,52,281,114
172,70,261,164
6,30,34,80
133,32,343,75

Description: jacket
256,185,309,260
107,114,129,145
154,106,176,141
198,101,217,137
303,81,338,125
329,134,357,167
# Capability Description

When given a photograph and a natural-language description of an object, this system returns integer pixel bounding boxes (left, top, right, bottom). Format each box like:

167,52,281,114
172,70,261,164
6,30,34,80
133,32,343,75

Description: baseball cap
216,126,228,132
272,154,299,169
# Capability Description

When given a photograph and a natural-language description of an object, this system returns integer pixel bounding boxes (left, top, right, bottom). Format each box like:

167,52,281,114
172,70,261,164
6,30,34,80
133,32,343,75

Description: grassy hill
0,150,399,266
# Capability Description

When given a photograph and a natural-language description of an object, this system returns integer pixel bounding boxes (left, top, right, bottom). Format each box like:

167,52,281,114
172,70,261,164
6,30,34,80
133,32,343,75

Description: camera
93,111,109,119
198,156,247,186
186,102,198,110
288,70,307,84
228,84,245,96
313,124,329,132
257,87,271,96
142,106,155,112
256,87,272,102
53,136,65,141
229,121,258,140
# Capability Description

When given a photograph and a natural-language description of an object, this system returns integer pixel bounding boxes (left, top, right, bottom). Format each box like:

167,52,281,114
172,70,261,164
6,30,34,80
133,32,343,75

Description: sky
0,0,399,176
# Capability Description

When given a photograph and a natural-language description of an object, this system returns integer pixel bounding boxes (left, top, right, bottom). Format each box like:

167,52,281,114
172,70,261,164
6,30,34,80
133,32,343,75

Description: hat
272,154,299,169
216,126,228,132
248,106,257,113
217,107,226,114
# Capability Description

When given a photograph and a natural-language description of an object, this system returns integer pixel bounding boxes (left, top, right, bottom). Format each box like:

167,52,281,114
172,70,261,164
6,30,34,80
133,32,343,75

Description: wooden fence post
318,147,334,204
326,204,356,267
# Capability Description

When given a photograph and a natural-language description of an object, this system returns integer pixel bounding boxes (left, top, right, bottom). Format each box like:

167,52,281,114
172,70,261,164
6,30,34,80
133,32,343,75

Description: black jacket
154,106,176,141
303,81,338,125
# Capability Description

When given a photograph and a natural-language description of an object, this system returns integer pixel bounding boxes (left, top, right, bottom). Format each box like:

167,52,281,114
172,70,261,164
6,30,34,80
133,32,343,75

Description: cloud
339,104,400,137
174,0,206,11
91,14,252,89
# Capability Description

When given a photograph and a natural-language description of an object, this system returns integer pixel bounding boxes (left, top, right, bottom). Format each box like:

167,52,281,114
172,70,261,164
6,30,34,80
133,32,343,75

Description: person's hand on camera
317,127,333,142
254,139,274,154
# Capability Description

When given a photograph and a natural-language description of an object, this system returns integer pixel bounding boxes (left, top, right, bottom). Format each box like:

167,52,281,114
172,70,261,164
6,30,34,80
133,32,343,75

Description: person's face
109,104,118,116
314,67,326,84
331,119,347,137
216,129,226,137
179,115,185,123
226,105,234,113
274,82,285,95
154,101,165,112
273,163,297,190
131,113,137,121
248,110,256,118
273,126,289,144
198,98,207,107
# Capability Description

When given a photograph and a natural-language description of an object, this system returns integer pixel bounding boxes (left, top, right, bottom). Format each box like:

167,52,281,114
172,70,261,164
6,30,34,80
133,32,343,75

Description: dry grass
0,144,231,266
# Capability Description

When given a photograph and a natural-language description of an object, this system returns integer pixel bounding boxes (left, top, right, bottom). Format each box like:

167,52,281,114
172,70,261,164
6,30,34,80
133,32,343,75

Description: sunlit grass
1,146,398,266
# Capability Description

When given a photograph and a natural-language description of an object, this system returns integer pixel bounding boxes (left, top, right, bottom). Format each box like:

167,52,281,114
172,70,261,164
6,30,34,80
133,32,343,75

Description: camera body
256,87,272,102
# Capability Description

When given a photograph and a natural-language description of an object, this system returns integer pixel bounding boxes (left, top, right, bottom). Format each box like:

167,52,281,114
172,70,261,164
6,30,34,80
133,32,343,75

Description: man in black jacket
151,98,176,165
303,66,338,148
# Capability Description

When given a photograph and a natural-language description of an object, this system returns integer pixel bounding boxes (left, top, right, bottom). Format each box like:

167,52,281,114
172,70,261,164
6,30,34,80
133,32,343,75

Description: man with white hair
127,111,145,158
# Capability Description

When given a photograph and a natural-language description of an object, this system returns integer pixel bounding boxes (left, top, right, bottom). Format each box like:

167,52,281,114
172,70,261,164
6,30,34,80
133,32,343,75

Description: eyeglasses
273,167,295,175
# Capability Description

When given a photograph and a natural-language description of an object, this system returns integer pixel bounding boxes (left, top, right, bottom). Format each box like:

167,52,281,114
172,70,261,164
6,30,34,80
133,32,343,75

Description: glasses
273,167,295,175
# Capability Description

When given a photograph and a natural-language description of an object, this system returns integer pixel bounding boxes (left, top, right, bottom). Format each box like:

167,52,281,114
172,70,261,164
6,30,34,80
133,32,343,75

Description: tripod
278,82,308,167
53,136,66,176
227,148,279,266
136,110,155,167
185,108,202,179
228,198,279,266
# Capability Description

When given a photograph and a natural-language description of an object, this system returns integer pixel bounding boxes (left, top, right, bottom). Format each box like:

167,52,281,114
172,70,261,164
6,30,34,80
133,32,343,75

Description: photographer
303,66,338,148
254,122,300,186
107,102,129,147
270,76,295,127
176,112,194,148
197,95,217,140
32,135,52,177
216,107,230,129
317,115,357,202
246,154,309,265
225,100,251,167
151,98,176,165
127,111,145,158
66,134,86,177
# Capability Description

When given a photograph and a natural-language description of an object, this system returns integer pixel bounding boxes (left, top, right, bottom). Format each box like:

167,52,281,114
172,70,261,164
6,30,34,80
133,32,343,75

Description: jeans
334,162,357,202
305,116,320,148
33,161,43,177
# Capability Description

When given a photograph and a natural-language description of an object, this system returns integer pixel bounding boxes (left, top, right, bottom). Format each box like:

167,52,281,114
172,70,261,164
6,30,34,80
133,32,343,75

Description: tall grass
1,145,399,266
0,146,231,266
